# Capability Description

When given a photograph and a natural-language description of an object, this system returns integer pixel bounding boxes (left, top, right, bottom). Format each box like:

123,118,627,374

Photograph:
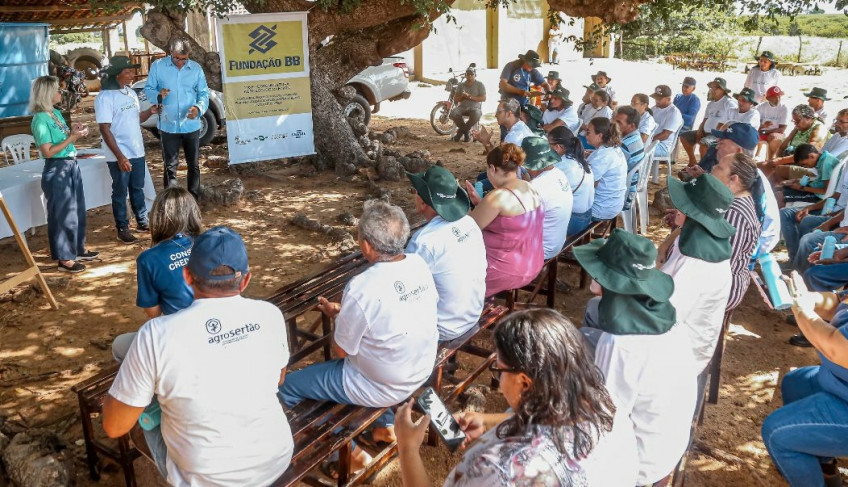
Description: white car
132,80,225,147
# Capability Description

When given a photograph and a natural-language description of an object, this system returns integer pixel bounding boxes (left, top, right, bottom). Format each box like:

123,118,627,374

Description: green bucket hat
735,87,759,106
591,70,611,83
546,70,561,81
521,136,560,171
583,82,600,91
667,174,736,239
706,77,729,93
804,87,831,101
518,50,542,68
573,228,675,302
549,86,572,105
406,165,470,222
104,55,141,76
521,104,544,131
678,218,733,262
597,290,677,336
757,51,777,66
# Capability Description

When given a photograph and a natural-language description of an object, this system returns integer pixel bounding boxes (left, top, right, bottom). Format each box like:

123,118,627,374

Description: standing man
450,67,486,143
547,23,565,64
144,38,210,200
673,77,701,132
649,85,684,160
498,50,549,108
103,226,294,485
96,55,158,244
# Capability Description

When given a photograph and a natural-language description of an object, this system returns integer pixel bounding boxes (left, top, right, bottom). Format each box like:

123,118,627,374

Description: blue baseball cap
711,123,758,151
187,226,249,280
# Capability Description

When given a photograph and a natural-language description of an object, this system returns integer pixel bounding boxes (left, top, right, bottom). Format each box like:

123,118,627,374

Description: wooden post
755,36,763,55
486,7,499,69
122,21,130,55
0,196,58,309
837,40,843,68
797,35,802,63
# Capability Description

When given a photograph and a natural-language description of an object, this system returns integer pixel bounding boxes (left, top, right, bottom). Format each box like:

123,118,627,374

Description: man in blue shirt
144,38,210,200
498,50,549,107
674,76,701,131
614,106,645,211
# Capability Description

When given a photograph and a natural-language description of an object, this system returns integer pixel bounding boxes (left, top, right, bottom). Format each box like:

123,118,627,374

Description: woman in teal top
29,76,98,273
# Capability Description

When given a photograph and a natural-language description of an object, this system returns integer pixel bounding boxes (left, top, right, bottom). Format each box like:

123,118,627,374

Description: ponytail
549,125,590,174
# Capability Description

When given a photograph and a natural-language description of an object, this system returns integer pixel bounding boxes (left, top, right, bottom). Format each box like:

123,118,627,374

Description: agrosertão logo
206,318,222,334
248,24,278,54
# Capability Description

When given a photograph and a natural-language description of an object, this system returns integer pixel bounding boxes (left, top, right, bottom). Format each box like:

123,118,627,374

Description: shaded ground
0,100,827,487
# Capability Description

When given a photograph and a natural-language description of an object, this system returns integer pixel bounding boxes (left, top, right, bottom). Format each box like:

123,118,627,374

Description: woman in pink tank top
465,143,545,296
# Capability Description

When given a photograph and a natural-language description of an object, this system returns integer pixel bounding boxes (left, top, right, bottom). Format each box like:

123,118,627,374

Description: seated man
757,86,789,159
103,226,294,486
278,200,438,471
696,88,761,160
474,98,533,153
540,70,561,110
614,106,645,212
762,275,848,487
806,87,830,125
673,76,701,132
822,108,848,158
681,77,737,166
406,166,486,341
576,229,697,485
774,143,841,207
523,136,573,259
542,86,580,134
449,67,486,142
649,85,684,159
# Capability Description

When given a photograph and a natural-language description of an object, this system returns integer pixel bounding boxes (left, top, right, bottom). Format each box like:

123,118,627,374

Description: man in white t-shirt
279,200,439,472
406,166,486,341
103,226,293,487
542,87,580,134
473,98,533,152
822,109,848,158
681,77,737,165
649,85,684,159
523,136,573,259
95,56,159,245
727,88,761,130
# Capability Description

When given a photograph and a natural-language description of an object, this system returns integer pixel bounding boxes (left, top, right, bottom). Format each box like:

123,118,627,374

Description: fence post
837,40,844,68
797,35,802,63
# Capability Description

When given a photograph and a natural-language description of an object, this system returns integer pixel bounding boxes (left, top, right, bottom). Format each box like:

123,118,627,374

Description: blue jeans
762,366,848,487
107,156,149,230
42,158,87,261
780,208,828,264
804,264,848,292
794,231,837,273
567,210,592,237
278,359,395,429
142,402,168,478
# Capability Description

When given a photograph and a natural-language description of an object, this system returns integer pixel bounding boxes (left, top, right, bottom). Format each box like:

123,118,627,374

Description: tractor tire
65,47,104,80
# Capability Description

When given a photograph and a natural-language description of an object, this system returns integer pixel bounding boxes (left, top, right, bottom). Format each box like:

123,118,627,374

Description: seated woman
465,143,544,297
111,187,202,361
710,153,764,311
578,90,614,148
395,308,638,487
548,126,595,237
585,117,628,222
762,274,848,487
763,104,826,178
632,93,657,143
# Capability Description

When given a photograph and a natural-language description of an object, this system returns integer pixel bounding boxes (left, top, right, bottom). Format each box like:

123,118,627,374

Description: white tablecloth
0,149,156,240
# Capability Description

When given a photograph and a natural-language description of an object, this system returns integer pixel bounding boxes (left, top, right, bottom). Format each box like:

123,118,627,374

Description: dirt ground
0,98,829,487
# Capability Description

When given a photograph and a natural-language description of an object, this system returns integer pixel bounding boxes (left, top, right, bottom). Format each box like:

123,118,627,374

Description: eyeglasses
488,361,517,381
172,55,189,64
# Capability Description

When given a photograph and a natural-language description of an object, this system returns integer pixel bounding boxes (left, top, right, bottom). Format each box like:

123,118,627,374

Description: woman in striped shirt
711,152,764,310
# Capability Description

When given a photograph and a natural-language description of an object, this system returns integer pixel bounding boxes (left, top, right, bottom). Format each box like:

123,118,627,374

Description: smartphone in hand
415,387,466,451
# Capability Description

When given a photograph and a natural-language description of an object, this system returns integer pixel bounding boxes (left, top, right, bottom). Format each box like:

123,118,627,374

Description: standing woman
29,76,98,273
745,51,781,103
548,126,595,236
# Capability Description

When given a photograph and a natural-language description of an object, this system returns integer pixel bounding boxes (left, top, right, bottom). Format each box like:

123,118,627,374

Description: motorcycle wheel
430,103,455,135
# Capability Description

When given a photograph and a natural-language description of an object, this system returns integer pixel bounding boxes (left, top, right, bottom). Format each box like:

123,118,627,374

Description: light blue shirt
143,57,210,134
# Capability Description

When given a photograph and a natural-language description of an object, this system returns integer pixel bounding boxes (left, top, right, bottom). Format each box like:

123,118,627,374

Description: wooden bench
557,219,616,289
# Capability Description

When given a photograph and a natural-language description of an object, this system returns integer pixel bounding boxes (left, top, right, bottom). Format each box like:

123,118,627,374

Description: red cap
766,86,783,97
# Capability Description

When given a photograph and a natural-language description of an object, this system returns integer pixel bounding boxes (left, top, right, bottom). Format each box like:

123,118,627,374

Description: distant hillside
751,14,848,39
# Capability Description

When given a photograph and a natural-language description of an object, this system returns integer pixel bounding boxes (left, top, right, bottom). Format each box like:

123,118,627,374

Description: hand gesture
187,106,199,120
148,105,159,115
788,270,817,314
316,296,341,318
684,165,705,179
454,411,486,449
464,180,482,206
472,125,492,145
70,122,88,140
159,88,170,99
664,209,685,229
118,157,132,172
395,400,429,454
795,208,810,222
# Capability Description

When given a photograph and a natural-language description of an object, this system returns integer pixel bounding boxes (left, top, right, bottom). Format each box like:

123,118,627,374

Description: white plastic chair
621,142,658,234
2,134,36,166
651,127,682,184
784,156,847,209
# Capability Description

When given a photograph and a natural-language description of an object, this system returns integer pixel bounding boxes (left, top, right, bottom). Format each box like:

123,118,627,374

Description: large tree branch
548,0,650,23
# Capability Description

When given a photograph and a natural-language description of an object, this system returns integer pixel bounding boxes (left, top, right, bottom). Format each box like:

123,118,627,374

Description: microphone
157,94,163,113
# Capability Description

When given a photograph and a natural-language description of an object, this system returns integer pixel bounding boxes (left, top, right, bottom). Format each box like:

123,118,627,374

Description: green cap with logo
521,136,560,171
549,86,572,105
546,70,561,81
521,104,545,133
518,50,542,68
104,55,141,76
757,50,777,65
735,87,759,105
573,228,675,302
406,165,470,222
667,174,736,238
804,87,831,101
707,77,729,93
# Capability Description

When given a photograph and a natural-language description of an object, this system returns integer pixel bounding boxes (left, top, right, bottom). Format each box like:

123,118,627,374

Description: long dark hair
588,117,622,147
548,126,590,174
494,309,615,459
149,187,202,245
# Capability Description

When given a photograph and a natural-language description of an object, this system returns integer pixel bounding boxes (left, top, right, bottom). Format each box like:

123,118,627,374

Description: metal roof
0,1,142,33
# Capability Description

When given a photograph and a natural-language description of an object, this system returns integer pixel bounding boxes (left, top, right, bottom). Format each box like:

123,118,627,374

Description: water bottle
757,253,792,310
823,197,837,215
473,181,484,199
821,235,837,260
138,401,162,431
799,175,811,187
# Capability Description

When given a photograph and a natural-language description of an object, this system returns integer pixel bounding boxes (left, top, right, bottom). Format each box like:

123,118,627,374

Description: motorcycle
430,63,476,136
54,64,88,111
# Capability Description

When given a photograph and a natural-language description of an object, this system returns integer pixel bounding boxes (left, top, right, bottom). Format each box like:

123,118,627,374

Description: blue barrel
0,23,49,118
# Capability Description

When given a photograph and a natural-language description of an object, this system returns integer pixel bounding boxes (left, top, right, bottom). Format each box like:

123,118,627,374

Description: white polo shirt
593,323,698,485
744,67,781,103
757,102,789,130
94,88,145,161
406,215,487,341
823,133,848,158
504,120,535,146
555,155,594,214
580,105,614,134
650,104,684,154
109,296,294,487
661,239,732,371
542,105,581,134
702,96,738,133
530,168,573,259
335,254,439,406
588,145,627,220
730,108,761,130
638,112,657,139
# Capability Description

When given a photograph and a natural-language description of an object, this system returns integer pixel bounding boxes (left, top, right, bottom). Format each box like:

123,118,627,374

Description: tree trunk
755,36,762,55
797,35,803,63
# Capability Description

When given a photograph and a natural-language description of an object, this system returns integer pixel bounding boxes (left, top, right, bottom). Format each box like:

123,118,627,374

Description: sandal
356,429,391,450
320,459,377,484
